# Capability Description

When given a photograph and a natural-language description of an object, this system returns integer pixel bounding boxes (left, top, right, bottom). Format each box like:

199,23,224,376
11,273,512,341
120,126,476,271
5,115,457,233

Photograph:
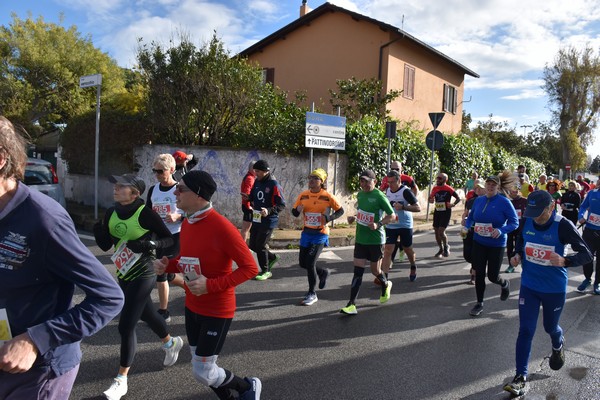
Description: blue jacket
578,189,600,230
0,184,124,377
249,173,285,229
465,193,518,247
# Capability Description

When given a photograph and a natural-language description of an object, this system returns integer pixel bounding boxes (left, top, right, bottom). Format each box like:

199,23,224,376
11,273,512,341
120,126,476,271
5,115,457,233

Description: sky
2,0,600,160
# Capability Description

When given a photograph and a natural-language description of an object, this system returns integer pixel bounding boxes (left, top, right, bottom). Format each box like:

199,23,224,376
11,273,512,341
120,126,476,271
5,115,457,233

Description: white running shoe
103,378,127,400
163,336,184,367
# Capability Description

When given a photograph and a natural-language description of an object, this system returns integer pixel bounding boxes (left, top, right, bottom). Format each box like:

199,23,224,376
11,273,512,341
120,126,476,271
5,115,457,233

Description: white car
24,157,67,208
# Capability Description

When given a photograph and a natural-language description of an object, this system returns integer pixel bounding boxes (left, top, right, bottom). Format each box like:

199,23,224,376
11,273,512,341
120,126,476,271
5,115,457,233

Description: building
239,1,479,133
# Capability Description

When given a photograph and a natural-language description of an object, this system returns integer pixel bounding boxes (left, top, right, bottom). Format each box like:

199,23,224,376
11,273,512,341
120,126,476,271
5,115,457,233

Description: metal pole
310,102,315,172
425,133,436,222
94,84,101,219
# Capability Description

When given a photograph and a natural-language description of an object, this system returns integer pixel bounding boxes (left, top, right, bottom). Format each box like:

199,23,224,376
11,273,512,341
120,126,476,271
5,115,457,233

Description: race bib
0,308,12,345
177,256,201,281
356,209,375,227
516,209,522,218
152,201,173,219
252,209,262,223
304,212,322,228
563,203,573,211
111,241,141,276
474,223,494,237
525,242,555,266
435,202,447,211
588,213,600,227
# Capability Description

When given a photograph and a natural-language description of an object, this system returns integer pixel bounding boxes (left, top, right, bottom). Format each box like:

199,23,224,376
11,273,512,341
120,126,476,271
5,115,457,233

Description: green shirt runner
355,189,395,245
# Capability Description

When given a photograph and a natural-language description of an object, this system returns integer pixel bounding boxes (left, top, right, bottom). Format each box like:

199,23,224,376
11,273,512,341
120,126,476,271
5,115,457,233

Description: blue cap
524,190,553,218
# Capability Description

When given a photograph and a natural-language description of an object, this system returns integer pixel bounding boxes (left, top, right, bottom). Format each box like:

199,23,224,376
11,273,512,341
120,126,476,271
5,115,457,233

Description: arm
324,206,344,222
135,206,174,250
450,191,461,207
93,208,116,251
557,219,593,267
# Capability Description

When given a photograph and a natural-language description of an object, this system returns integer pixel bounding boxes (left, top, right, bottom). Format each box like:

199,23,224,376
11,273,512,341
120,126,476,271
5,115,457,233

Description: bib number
588,213,600,227
304,212,322,228
252,209,262,223
524,242,554,266
0,308,12,345
474,223,494,237
177,256,201,282
435,202,447,211
111,241,141,276
152,201,173,219
356,209,375,227
516,209,522,218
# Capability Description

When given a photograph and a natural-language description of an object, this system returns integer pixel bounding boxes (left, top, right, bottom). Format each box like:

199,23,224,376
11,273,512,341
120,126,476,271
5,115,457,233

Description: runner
505,185,528,273
153,170,261,400
577,183,600,294
560,181,581,225
93,174,183,400
464,172,519,317
147,153,186,322
429,173,461,257
248,159,285,280
240,161,256,242
340,170,395,315
503,190,592,396
461,179,485,284
291,168,344,305
172,150,198,182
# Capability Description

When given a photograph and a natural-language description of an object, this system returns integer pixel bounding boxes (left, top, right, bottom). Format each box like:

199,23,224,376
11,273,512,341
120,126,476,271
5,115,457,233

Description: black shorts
353,243,384,262
242,206,253,223
433,210,452,228
385,227,413,247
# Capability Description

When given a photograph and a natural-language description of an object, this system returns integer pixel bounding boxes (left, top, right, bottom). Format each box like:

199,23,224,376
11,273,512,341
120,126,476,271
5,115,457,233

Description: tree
543,45,600,166
0,14,126,136
590,155,600,173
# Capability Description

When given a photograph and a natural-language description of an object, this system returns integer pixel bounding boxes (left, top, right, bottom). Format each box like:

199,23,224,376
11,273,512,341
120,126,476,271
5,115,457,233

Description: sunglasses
390,168,400,171
152,168,165,174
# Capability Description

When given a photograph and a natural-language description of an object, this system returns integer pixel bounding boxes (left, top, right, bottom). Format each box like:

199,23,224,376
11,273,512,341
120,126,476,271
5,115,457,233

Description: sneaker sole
503,385,524,396
380,281,393,304
339,308,357,315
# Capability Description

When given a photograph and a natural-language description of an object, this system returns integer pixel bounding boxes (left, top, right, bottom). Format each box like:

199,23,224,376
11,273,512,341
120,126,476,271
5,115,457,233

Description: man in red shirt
429,173,461,257
576,175,591,198
240,161,256,242
379,161,419,195
154,170,261,400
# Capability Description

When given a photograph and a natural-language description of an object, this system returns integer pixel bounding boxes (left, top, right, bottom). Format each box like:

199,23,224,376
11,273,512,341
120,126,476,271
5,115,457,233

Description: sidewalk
67,201,465,248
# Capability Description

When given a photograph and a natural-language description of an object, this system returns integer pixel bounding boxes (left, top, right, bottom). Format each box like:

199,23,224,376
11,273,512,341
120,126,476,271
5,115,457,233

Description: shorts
353,243,384,262
156,272,177,283
385,227,413,247
242,206,253,223
433,210,452,228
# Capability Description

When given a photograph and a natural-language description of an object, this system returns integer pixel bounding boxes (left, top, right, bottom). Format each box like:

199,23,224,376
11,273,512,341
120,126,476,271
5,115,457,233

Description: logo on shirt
0,231,29,271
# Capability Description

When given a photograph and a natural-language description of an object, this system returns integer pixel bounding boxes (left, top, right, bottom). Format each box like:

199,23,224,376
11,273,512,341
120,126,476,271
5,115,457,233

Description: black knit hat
181,170,217,201
253,159,270,172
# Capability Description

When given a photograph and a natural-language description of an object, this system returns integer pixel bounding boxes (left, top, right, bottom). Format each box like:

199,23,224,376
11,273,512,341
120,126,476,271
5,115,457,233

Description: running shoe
594,284,600,295
434,249,443,258
577,279,591,293
469,302,483,316
163,336,183,367
505,265,515,273
340,304,358,315
549,339,565,371
500,279,510,301
380,281,393,304
409,265,417,282
103,377,127,400
255,271,272,281
442,246,450,258
318,269,330,289
240,377,262,400
267,255,280,272
301,292,318,306
503,374,527,396
157,309,171,323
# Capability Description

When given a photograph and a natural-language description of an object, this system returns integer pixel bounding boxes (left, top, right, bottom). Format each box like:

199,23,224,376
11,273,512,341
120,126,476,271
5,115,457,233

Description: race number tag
588,213,600,227
152,201,173,219
111,241,141,276
177,257,201,282
356,209,375,227
0,308,12,345
474,223,494,237
252,209,262,223
516,209,522,218
435,202,447,211
304,212,322,228
525,242,554,266
563,203,573,211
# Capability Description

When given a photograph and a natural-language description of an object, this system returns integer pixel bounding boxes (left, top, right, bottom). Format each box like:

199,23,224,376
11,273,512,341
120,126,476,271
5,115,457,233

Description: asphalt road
71,226,600,400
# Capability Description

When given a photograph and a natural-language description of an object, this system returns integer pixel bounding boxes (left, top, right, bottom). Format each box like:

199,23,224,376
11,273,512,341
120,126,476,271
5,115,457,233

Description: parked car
24,157,67,208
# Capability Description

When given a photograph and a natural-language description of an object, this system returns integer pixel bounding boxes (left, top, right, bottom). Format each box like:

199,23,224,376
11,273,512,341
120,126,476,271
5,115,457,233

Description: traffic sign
566,164,571,170
79,74,102,88
426,130,444,151
305,112,346,150
429,112,445,130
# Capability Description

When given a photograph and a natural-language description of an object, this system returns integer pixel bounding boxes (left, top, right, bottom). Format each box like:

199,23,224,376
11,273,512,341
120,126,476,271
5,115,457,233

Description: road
71,227,600,400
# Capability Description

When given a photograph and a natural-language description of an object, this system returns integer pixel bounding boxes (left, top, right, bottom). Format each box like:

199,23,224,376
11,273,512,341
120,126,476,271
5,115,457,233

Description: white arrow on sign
305,124,344,139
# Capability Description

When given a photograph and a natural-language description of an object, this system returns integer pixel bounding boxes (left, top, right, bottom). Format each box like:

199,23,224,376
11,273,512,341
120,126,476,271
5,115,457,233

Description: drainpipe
378,30,404,81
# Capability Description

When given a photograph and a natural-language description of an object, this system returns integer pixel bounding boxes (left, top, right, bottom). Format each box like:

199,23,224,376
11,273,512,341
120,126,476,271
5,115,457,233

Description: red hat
173,151,187,165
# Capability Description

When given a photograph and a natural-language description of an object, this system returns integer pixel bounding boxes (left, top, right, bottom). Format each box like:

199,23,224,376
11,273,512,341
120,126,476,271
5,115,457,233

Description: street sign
426,130,444,151
429,112,445,130
79,74,102,88
385,121,396,138
305,112,346,150
566,164,571,170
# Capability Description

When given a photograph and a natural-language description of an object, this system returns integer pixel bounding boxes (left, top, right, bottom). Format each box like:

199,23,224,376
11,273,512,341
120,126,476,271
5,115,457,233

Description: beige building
239,1,479,133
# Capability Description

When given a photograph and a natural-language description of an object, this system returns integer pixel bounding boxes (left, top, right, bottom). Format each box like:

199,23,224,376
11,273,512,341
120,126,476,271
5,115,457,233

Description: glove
126,239,156,253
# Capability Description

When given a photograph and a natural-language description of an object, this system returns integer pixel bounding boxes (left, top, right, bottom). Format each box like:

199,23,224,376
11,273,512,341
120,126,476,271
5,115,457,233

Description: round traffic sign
426,130,444,151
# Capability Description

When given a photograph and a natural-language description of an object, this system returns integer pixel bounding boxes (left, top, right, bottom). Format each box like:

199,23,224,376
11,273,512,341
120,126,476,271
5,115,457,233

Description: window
262,68,274,85
403,64,415,99
443,83,457,114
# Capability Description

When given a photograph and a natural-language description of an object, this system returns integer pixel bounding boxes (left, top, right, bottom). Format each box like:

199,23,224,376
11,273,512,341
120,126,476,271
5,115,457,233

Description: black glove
126,239,156,253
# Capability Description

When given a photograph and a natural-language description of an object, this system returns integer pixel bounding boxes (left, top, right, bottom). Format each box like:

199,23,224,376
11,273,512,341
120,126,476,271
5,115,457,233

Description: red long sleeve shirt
166,207,258,318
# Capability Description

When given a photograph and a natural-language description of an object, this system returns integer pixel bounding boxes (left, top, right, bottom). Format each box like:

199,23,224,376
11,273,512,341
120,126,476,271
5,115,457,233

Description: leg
515,285,541,376
381,243,395,275
540,291,566,349
0,363,79,400
471,241,489,304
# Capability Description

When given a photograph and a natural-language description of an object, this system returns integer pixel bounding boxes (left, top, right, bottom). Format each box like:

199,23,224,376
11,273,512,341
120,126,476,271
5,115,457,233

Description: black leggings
582,228,600,285
471,241,506,303
118,275,169,367
299,243,325,292
249,225,275,271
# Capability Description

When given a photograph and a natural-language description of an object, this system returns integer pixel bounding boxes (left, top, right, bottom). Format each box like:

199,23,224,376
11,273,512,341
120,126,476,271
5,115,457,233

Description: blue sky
2,0,600,159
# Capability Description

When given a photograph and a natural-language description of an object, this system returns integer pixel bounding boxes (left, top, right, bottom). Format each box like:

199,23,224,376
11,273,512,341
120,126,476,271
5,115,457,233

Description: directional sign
305,112,346,150
426,130,444,151
79,74,102,88
429,112,445,130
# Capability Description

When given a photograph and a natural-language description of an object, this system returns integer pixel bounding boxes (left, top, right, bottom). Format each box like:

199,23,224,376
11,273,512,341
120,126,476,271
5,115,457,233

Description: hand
126,239,156,253
0,332,39,373
347,216,356,224
578,218,586,225
165,213,180,223
153,256,169,275
260,208,269,217
185,274,207,296
296,205,304,214
368,222,377,230
491,228,501,239
393,202,403,211
549,252,565,266
510,254,521,267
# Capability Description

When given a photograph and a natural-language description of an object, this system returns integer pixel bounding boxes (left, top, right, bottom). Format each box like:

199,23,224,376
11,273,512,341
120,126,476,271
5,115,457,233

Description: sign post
79,74,102,219
426,112,445,221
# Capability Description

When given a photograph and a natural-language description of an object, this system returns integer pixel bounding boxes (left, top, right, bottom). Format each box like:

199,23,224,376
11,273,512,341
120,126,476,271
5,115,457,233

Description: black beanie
253,159,270,171
181,170,217,201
